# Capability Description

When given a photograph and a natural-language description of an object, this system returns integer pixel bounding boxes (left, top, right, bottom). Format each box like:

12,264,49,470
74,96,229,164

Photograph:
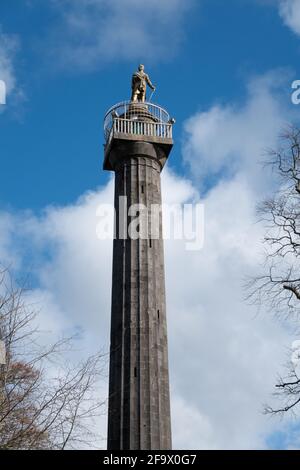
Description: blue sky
1,0,300,450
1,0,299,209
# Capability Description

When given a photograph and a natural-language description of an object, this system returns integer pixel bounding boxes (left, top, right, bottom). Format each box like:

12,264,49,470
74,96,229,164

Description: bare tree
0,269,107,449
248,126,300,415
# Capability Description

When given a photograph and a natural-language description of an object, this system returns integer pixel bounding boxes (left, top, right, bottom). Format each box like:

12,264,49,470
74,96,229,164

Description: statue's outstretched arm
146,74,155,90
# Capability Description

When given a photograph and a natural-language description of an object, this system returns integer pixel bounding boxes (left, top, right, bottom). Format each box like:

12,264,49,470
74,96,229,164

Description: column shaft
107,149,171,450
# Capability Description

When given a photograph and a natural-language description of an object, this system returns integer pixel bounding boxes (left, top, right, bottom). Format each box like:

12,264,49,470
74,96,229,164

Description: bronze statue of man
131,64,155,103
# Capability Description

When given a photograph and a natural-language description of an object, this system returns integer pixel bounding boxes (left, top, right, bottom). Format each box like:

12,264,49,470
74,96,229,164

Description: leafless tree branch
0,269,108,449
248,126,300,416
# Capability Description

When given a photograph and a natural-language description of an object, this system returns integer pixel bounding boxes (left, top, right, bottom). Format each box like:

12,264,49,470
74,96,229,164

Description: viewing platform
103,101,174,170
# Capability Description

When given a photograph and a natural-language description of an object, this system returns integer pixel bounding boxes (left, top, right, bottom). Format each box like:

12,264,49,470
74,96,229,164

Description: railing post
109,118,174,139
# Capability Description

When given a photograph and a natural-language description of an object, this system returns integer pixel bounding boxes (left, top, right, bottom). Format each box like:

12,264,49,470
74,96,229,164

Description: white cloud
172,69,300,448
0,212,19,267
166,175,291,449
278,0,300,36
183,70,295,194
48,0,194,70
171,395,215,449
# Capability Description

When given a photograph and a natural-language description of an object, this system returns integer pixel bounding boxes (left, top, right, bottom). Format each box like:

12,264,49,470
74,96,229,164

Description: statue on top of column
131,64,156,103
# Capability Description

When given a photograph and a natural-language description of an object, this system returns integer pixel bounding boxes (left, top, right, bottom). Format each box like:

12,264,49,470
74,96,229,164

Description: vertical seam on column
120,162,126,450
146,158,152,449
137,158,141,449
154,160,162,448
159,169,169,448
159,169,171,448
147,158,152,449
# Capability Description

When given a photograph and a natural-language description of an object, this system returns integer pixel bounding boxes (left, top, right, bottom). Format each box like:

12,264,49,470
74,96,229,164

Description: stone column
107,141,171,450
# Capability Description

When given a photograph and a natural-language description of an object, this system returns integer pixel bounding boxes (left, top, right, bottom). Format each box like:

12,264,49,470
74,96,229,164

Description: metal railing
113,118,172,139
104,101,173,143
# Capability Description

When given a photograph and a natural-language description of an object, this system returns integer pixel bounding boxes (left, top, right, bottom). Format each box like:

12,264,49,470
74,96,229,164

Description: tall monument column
103,66,174,450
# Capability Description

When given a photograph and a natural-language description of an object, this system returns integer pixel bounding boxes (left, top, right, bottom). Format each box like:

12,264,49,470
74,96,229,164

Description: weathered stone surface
106,140,172,450
103,131,173,171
